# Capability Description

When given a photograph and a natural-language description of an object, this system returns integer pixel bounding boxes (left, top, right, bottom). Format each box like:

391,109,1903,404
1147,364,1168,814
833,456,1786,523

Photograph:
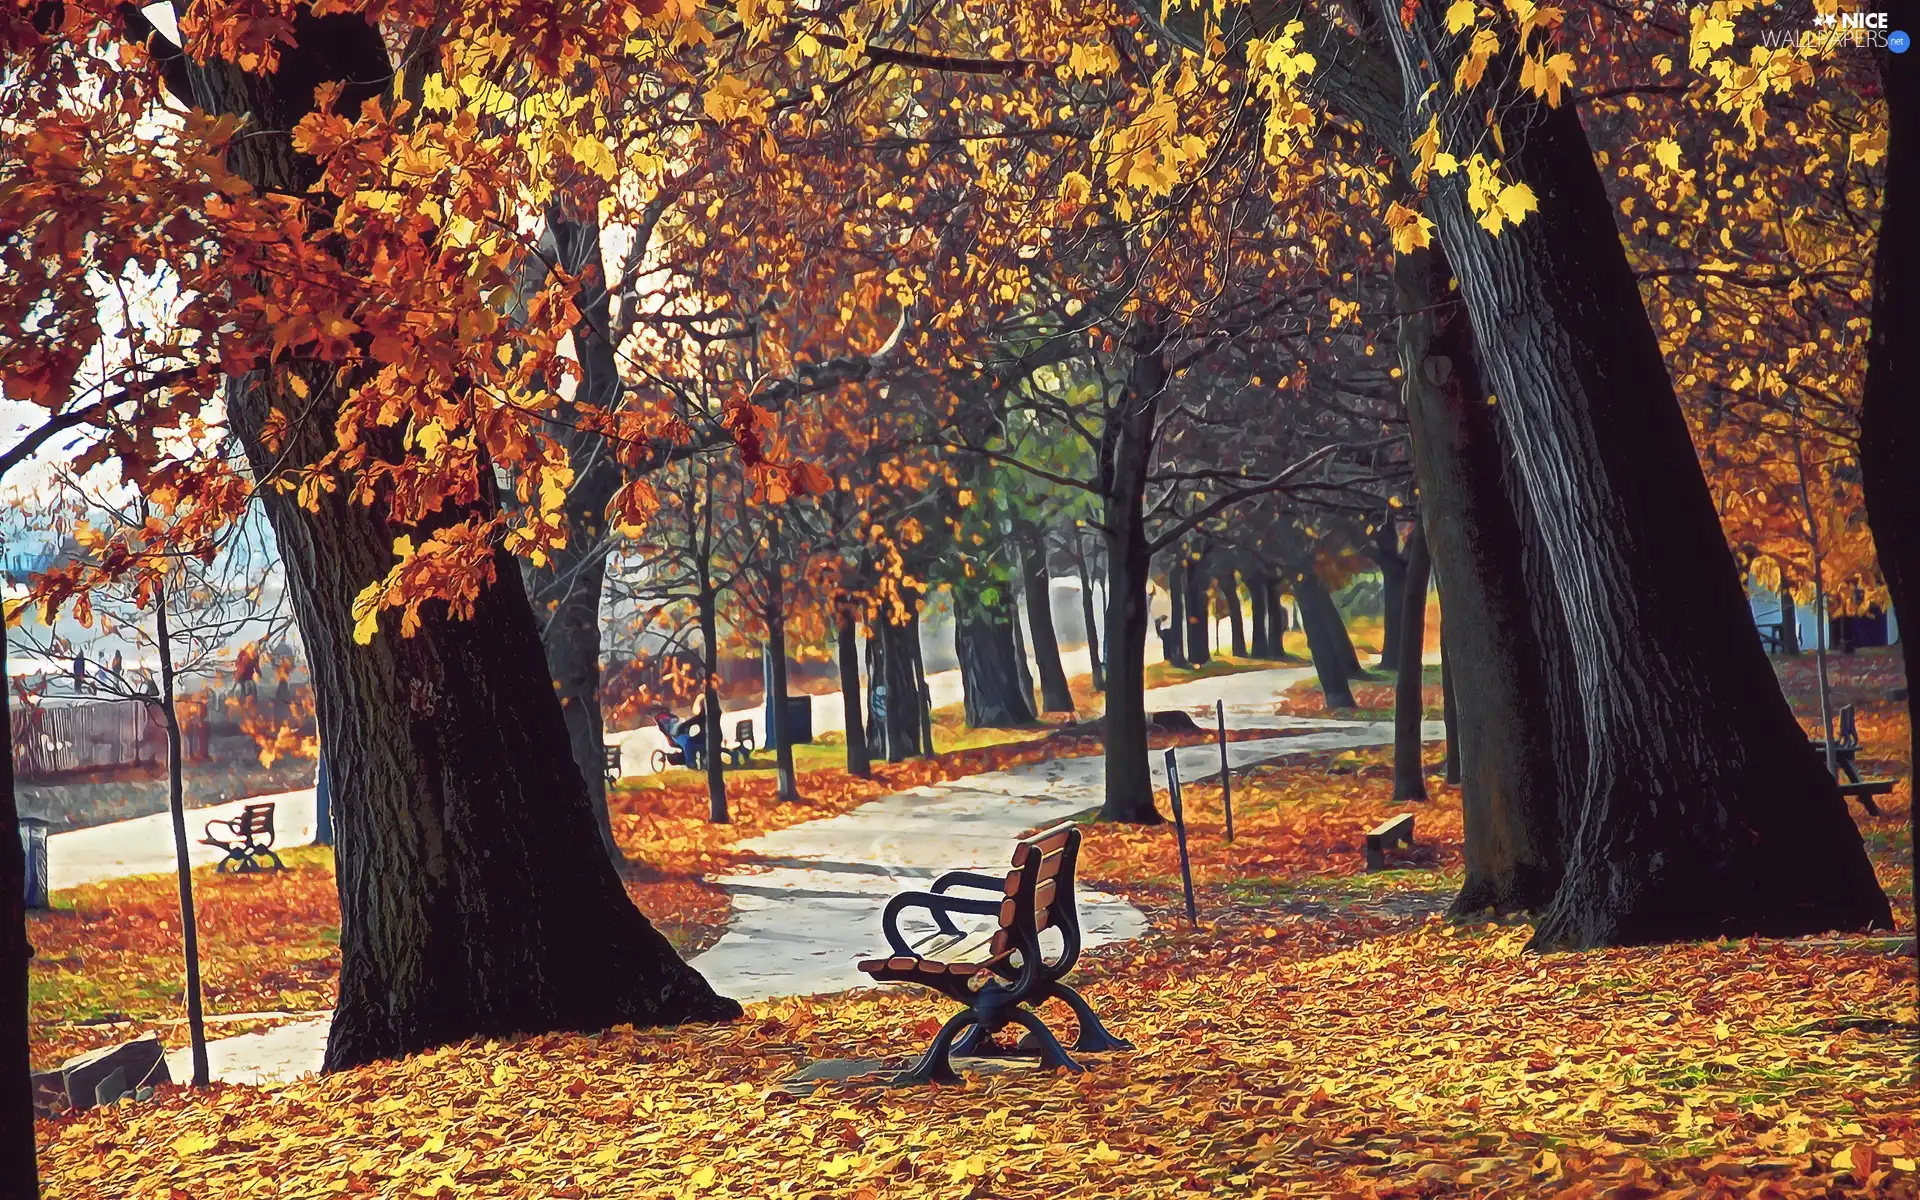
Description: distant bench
1811,704,1898,816
200,802,283,872
858,823,1131,1084
1365,813,1415,872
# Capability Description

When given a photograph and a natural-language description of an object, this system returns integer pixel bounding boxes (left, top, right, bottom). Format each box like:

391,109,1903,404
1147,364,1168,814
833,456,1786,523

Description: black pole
1164,748,1198,925
1216,699,1233,843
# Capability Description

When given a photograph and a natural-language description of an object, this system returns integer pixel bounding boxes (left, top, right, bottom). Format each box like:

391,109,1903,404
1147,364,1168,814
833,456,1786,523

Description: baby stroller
649,709,705,773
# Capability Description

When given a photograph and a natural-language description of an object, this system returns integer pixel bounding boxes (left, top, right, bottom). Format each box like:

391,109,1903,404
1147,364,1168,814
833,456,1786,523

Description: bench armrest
202,818,237,844
930,871,1006,896
882,891,1002,953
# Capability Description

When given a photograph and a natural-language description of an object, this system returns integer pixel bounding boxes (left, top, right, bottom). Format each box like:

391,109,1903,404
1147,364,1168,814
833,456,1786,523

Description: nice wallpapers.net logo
1757,10,1912,51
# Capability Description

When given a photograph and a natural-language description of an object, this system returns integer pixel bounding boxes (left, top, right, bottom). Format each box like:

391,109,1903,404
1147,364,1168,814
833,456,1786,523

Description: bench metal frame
200,802,284,873
860,824,1131,1085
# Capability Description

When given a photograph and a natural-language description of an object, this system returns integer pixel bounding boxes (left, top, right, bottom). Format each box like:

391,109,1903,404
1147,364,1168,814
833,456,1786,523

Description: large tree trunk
1441,633,1460,785
1379,5,1890,946
1398,247,1568,913
1778,588,1801,656
184,12,739,1069
1075,535,1105,691
867,606,919,762
1020,526,1075,713
1861,24,1918,924
1267,579,1291,656
154,589,210,1086
1165,560,1189,668
909,596,935,757
764,598,799,803
836,606,871,779
1225,568,1248,657
1391,524,1432,802
1248,567,1272,658
1373,524,1408,667
524,209,625,866
957,591,1038,727
1295,573,1356,710
1098,335,1166,823
1183,546,1211,664
697,586,728,823
0,630,35,1197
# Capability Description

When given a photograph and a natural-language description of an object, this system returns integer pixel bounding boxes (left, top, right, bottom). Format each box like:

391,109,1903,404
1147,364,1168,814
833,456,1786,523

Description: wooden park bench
200,802,283,873
1811,704,1897,816
602,744,623,786
1365,813,1415,872
857,823,1132,1084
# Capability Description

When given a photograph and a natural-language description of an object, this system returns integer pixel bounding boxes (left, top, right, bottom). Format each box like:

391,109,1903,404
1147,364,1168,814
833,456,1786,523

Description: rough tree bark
1442,634,1460,786
1097,333,1168,823
1020,525,1075,713
1295,573,1357,710
1379,4,1890,946
181,11,740,1069
957,589,1038,727
1391,524,1432,802
1225,568,1248,657
836,605,871,779
1398,247,1568,913
1860,22,1917,921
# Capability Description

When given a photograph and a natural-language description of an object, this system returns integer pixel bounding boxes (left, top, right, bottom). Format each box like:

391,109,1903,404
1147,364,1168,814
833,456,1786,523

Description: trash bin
762,694,813,750
18,815,52,909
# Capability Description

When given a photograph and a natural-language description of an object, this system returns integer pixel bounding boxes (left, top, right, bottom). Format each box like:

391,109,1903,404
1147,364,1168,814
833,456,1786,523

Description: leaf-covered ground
35,725,1915,1197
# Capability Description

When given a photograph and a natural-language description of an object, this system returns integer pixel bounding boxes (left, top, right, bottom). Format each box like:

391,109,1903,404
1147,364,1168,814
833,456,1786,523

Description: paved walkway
687,718,1438,1001
604,655,1314,774
48,788,317,893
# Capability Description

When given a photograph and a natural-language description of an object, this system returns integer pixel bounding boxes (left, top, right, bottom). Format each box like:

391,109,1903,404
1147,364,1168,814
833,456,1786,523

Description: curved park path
43,665,1435,1084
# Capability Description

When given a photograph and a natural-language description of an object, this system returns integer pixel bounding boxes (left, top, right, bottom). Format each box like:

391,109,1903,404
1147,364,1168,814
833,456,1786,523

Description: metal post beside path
1164,748,1199,926
1216,699,1234,843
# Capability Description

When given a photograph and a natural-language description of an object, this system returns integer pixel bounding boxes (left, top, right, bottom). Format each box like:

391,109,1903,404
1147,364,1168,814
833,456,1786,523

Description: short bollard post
1164,748,1199,926
1216,699,1233,843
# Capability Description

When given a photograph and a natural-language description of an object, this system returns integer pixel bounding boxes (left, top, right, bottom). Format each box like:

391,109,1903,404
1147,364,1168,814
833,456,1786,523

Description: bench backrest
234,803,275,837
989,824,1082,971
734,719,752,741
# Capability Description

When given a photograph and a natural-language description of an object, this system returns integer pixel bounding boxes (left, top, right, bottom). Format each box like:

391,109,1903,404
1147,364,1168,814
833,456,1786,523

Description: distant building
1747,584,1899,652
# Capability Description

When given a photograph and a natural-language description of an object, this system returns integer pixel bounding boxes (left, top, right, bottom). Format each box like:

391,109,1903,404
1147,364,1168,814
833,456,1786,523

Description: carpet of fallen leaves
37,727,1915,1198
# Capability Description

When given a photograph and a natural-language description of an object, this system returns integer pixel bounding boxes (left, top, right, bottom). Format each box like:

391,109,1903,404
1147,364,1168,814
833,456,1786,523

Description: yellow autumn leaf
1385,201,1437,254
1446,0,1477,34
1496,181,1539,225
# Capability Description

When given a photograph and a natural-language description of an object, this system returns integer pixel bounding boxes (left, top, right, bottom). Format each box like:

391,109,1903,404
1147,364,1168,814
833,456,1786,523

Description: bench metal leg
951,1017,1013,1057
892,1010,976,1086
1045,983,1134,1052
1002,1009,1082,1073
